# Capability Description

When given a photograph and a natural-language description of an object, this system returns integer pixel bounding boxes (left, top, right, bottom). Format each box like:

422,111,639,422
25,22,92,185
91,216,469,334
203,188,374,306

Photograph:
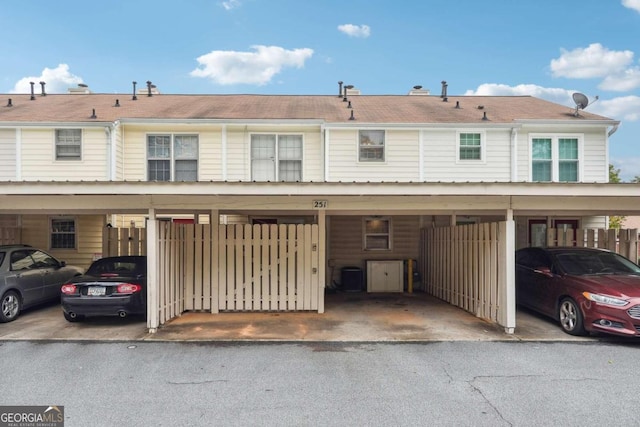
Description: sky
1,0,639,180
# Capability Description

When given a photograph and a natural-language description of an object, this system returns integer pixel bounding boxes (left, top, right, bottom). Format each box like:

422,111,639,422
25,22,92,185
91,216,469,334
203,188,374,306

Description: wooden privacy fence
154,222,321,327
420,222,509,325
102,226,146,257
0,227,20,245
549,228,639,261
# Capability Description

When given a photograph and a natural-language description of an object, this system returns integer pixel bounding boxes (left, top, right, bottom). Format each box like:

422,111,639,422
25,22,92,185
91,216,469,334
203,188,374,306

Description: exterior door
528,219,547,247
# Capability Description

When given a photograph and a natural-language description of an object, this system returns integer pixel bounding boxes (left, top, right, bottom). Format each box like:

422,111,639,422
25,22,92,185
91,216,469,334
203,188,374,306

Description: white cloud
591,95,640,121
599,67,640,91
10,64,83,94
550,43,634,79
622,0,640,13
221,0,241,10
465,83,576,105
190,45,314,85
337,24,371,38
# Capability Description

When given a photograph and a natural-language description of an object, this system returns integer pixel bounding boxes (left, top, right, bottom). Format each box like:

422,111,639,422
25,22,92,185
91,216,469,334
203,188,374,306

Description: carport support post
147,208,159,333
498,213,516,334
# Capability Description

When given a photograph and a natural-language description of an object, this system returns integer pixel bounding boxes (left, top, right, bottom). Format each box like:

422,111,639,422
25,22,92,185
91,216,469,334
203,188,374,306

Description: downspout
510,128,518,182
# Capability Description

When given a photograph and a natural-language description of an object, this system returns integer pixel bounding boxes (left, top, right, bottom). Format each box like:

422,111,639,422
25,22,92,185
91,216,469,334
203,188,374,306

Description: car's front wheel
559,298,585,336
1,291,21,323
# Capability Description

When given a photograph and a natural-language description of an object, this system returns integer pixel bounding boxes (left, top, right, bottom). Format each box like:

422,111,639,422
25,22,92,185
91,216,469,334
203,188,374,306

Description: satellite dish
572,92,589,109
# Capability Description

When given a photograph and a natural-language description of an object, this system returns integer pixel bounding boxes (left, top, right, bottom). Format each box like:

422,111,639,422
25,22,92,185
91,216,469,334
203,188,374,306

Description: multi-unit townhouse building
1,81,638,333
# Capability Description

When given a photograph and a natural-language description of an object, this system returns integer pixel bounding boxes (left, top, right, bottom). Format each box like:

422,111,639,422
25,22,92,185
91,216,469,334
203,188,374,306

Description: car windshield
555,251,640,275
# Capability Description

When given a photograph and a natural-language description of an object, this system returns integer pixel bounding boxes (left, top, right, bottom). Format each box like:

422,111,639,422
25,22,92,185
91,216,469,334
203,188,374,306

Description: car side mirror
533,266,553,277
60,261,66,267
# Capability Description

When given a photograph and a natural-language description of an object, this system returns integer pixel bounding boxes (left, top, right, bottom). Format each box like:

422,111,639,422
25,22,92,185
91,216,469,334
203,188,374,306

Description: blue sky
2,0,639,180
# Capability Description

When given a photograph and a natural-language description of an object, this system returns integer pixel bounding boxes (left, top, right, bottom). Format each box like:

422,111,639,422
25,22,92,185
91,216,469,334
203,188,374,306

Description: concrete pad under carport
0,293,616,342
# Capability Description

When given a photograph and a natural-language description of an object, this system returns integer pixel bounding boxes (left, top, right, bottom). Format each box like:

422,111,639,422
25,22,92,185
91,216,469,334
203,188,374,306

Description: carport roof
2,181,639,216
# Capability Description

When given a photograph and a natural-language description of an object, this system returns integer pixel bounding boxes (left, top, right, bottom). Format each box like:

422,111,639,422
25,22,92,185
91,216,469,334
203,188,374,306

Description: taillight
61,284,77,294
116,283,142,294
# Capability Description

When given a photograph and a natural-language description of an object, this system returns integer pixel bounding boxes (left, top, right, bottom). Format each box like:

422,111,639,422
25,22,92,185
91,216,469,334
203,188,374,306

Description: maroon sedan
516,247,640,337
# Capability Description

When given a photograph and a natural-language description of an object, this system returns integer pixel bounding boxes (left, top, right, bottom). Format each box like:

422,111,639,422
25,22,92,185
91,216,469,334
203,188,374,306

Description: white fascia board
514,119,619,127
324,122,520,130
2,181,639,198
0,122,113,128
117,118,325,126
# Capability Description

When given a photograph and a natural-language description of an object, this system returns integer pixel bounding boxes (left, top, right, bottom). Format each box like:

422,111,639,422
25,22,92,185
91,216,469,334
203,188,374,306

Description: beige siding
328,215,420,284
226,126,323,181
423,129,511,182
20,128,108,180
0,129,16,180
328,129,419,182
19,214,104,270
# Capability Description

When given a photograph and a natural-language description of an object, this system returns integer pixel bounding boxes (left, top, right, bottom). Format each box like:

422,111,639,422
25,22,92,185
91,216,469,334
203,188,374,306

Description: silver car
0,244,83,322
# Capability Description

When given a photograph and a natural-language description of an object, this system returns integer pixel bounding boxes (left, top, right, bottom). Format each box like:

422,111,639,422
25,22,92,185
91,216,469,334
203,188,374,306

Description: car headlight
582,292,629,307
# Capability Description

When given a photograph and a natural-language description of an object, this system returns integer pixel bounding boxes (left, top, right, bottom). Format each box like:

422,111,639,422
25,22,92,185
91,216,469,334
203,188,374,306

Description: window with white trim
251,134,303,181
363,217,391,250
457,132,483,161
55,129,82,160
359,130,385,162
50,218,76,249
531,135,580,182
147,134,198,181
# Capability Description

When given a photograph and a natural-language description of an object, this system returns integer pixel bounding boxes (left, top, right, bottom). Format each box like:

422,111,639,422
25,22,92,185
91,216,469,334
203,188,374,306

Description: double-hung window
530,135,580,182
359,130,385,162
147,134,198,181
50,217,76,249
251,134,303,181
55,129,82,160
457,132,483,161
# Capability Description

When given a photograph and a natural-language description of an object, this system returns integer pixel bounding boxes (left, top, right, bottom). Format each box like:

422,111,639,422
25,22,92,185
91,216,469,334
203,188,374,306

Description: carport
1,180,639,337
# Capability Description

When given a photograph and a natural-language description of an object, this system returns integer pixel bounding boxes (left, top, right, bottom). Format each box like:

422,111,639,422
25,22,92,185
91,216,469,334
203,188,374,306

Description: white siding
423,129,511,182
328,130,419,182
20,128,108,180
517,127,607,183
0,129,16,180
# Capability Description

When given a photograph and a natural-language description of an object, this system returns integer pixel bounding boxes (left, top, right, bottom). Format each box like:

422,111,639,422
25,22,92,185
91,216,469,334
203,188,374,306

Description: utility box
366,260,403,292
341,266,363,292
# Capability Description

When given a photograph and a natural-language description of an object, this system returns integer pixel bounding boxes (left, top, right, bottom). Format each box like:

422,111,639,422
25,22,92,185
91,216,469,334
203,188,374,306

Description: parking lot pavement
0,293,598,343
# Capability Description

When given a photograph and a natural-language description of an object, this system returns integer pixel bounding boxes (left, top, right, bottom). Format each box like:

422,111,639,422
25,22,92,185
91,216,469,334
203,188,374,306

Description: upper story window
251,134,302,181
359,130,385,162
531,135,580,182
51,217,76,249
147,134,198,181
55,129,82,160
457,132,483,161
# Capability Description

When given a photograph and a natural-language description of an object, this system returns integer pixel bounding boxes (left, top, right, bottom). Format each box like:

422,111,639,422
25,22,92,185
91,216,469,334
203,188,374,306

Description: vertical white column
318,210,326,314
499,212,516,334
146,208,158,332
210,209,219,313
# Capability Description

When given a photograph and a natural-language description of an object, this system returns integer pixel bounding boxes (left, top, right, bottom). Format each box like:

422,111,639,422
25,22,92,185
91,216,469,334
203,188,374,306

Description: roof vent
147,81,153,97
440,81,448,99
455,101,460,109
408,85,430,95
39,81,46,96
482,111,488,121
68,83,92,94
342,84,353,102
132,81,138,100
29,82,35,100
6,98,12,107
90,109,97,119
338,81,343,98
114,99,120,107
349,110,355,120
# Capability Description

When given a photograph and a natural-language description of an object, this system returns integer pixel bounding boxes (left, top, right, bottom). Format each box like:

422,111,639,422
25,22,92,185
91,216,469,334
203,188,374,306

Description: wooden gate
154,222,321,325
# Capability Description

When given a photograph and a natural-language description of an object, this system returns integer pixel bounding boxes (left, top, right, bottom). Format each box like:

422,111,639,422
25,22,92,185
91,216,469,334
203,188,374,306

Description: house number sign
313,200,328,209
